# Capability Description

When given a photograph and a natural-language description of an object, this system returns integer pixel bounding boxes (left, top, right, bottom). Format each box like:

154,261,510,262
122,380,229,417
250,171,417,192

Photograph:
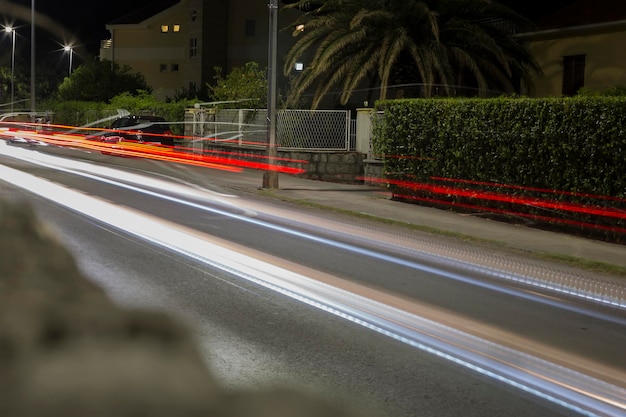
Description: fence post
238,109,244,146
196,109,205,156
345,111,351,150
356,108,374,157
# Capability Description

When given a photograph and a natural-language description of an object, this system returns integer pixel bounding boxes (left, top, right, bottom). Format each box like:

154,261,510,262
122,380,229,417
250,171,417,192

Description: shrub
373,97,626,242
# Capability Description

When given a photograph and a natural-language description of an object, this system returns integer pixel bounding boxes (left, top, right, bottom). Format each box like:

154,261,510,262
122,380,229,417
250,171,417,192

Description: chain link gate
188,108,353,151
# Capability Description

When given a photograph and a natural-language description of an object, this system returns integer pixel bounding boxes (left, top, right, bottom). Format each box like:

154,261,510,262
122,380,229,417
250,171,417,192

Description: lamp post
31,0,35,116
64,45,73,76
262,0,279,189
4,26,15,114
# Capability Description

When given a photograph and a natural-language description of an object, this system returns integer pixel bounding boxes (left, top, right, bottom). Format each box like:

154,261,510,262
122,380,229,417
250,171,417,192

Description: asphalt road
1,144,624,417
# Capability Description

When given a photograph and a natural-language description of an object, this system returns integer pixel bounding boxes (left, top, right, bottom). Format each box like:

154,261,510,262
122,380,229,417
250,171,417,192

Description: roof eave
518,19,626,41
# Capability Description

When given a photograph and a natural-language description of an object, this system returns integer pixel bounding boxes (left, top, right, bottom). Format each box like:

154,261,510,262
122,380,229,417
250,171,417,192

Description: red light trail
363,176,626,235
0,122,307,175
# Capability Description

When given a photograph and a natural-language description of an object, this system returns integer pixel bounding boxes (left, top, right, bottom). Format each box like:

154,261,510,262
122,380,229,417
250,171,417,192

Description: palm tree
283,0,540,109
436,0,540,96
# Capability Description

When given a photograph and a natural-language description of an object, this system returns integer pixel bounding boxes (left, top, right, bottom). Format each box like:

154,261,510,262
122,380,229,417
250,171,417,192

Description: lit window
295,62,304,71
161,25,169,33
173,24,180,32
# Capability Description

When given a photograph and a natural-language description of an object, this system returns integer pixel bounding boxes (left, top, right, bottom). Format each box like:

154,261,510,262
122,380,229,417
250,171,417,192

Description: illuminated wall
101,0,303,101
528,27,626,97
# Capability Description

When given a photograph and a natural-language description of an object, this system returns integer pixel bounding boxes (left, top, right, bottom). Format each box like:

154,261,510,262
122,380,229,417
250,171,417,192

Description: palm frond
283,0,539,107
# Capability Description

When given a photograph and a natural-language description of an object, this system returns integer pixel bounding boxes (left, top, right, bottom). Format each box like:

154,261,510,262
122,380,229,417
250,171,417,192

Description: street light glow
64,45,74,77
4,26,16,113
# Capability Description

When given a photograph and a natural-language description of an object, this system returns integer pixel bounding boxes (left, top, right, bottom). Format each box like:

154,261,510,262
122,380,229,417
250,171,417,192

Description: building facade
100,0,626,102
100,0,301,101
523,0,626,96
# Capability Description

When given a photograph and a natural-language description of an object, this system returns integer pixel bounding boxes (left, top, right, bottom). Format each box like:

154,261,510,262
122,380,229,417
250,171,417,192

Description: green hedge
40,94,197,136
372,97,626,242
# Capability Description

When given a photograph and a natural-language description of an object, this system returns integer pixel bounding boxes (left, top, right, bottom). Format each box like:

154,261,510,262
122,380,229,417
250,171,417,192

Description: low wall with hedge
372,97,626,243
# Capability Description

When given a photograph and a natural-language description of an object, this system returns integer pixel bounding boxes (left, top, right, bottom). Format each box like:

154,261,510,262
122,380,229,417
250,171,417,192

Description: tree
283,0,540,108
207,62,268,108
57,58,151,102
0,64,30,110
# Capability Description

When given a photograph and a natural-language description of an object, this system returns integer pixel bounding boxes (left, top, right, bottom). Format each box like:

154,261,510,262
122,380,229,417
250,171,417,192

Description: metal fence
277,109,351,150
188,108,353,151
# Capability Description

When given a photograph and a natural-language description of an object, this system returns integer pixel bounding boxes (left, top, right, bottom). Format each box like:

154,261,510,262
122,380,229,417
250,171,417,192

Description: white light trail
2,143,623,317
0,151,624,416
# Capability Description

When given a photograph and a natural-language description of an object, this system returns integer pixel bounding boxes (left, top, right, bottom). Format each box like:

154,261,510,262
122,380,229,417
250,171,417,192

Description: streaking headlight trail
1,142,623,316
0,157,624,416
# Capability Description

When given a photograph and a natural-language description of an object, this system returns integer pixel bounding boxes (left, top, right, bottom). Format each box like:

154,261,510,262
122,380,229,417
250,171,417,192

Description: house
522,0,626,96
101,0,626,102
99,0,301,100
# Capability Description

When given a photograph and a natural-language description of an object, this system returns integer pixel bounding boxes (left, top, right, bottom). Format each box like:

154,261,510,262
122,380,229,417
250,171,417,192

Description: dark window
189,38,198,58
562,55,585,96
159,64,168,72
171,63,179,72
245,19,256,37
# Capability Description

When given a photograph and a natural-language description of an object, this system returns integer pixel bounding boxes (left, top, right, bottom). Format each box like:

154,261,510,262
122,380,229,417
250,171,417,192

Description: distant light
5,26,13,33
295,62,304,71
64,45,72,52
296,24,305,32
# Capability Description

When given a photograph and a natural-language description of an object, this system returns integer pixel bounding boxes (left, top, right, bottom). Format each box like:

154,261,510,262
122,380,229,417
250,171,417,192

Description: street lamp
263,0,279,189
64,45,73,77
4,26,15,114
31,0,35,116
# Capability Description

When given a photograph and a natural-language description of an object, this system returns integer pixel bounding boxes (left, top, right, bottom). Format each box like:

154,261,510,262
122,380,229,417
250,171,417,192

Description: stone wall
363,159,385,187
0,199,361,417
200,144,366,184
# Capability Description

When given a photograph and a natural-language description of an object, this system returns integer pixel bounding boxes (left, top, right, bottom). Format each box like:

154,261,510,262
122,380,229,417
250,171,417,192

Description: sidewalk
193,167,626,272
41,145,626,274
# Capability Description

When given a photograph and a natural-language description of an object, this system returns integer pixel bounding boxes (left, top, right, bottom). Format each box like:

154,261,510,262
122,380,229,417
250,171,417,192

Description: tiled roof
108,1,180,25
538,0,626,29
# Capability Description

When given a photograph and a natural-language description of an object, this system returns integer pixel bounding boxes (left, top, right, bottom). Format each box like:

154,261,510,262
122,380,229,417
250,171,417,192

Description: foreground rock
0,199,359,417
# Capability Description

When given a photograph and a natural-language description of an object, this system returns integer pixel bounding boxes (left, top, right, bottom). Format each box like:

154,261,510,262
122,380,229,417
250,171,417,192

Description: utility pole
30,0,35,117
262,0,279,189
4,26,15,114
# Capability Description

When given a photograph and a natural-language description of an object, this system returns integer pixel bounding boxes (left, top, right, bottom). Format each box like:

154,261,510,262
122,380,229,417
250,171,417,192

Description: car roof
125,115,166,121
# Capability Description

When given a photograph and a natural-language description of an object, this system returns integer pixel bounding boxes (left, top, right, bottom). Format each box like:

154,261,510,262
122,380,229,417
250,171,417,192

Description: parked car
102,115,174,146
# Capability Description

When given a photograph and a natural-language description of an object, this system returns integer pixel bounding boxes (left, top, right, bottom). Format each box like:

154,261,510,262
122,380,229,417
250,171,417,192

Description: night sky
1,0,143,59
1,0,576,72
4,0,576,53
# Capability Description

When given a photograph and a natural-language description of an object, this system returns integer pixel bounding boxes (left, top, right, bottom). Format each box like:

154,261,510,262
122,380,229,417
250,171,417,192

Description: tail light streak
1,145,625,416
0,126,306,174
